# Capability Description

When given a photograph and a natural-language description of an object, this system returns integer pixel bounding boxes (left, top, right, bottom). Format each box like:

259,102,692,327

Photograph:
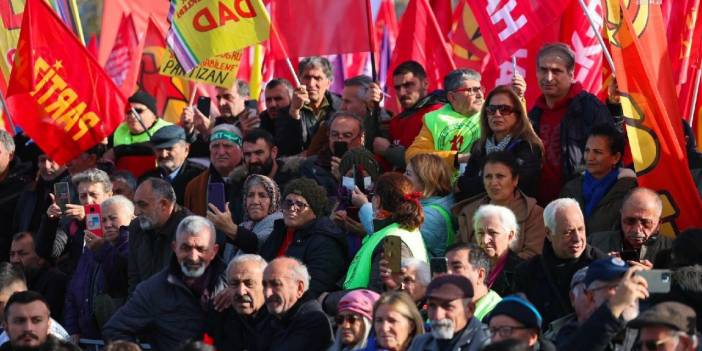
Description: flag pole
0,92,17,133
365,0,377,81
578,0,616,75
689,66,702,126
68,0,86,45
189,83,200,105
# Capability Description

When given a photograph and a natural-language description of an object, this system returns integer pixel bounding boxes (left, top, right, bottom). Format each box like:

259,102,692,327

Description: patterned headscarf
242,174,280,220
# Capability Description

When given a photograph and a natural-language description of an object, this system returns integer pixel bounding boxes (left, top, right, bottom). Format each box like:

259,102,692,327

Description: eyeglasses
622,216,656,229
486,104,516,116
282,199,309,212
452,86,483,96
489,326,531,338
636,335,680,351
126,108,146,118
335,314,362,325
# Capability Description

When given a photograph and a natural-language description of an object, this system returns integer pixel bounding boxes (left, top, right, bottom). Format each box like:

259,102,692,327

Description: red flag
386,0,455,112
6,0,126,165
449,0,489,72
429,0,452,38
466,0,571,65
558,0,604,97
105,14,139,96
270,0,374,59
605,0,702,234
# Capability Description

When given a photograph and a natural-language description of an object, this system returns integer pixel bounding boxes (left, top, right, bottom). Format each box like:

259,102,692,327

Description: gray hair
235,80,250,98
227,254,267,278
265,78,293,98
71,168,112,193
0,130,14,154
175,215,215,246
543,198,581,234
445,242,492,285
401,258,430,287
110,171,137,192
444,68,481,91
622,187,663,217
101,195,134,216
298,56,333,80
472,204,520,250
269,257,311,292
344,75,373,100
142,178,176,204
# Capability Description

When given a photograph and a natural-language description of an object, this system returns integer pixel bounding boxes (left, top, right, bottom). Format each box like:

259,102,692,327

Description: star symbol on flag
53,60,63,70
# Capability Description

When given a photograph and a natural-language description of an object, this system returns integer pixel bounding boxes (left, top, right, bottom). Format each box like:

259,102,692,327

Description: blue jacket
420,194,456,257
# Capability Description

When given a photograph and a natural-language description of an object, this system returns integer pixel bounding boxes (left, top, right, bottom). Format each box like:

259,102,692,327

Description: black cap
425,275,474,301
151,125,186,149
128,90,158,116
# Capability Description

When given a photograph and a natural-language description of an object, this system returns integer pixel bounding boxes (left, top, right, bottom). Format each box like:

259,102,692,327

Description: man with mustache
528,43,614,205
104,216,226,351
260,79,293,136
0,291,66,351
514,198,607,326
128,178,191,293
407,274,489,351
257,257,333,351
589,187,673,265
207,254,268,351
140,125,205,206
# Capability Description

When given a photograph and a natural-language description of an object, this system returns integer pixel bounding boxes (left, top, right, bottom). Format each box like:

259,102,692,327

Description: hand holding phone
383,236,402,273
197,96,211,117
333,141,348,158
54,182,71,212
636,269,672,294
84,204,103,237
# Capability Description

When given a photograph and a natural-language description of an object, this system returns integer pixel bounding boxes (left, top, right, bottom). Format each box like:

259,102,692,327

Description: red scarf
487,252,509,288
277,228,296,257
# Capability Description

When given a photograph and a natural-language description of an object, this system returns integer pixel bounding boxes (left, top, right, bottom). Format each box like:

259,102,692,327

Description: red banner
605,0,702,234
105,13,139,97
6,0,126,164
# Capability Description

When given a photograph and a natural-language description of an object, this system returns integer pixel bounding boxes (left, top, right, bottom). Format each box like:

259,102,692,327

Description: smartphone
637,269,672,294
430,257,448,276
620,250,639,262
346,206,360,222
384,236,402,273
197,96,211,117
244,99,258,114
54,182,71,211
333,141,348,158
208,182,226,212
84,204,103,237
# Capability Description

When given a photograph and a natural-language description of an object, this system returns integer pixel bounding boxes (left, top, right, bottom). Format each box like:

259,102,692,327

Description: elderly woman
559,124,636,234
456,85,543,202
368,291,425,351
472,204,524,296
328,289,381,351
405,154,456,257
454,151,546,259
64,195,133,341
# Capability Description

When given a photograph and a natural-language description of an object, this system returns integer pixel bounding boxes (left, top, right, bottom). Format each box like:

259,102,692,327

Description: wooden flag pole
689,66,702,126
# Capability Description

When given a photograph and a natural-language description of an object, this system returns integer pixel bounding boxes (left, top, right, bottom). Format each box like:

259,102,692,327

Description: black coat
514,241,607,327
490,249,524,297
207,307,269,351
13,171,71,234
588,230,673,267
140,159,206,206
35,215,86,276
0,160,32,261
529,90,613,184
554,303,634,351
27,265,68,322
274,92,341,156
256,292,333,351
233,217,349,297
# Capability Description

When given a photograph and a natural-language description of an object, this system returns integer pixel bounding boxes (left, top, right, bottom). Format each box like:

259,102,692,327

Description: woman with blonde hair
368,291,425,351
456,85,544,202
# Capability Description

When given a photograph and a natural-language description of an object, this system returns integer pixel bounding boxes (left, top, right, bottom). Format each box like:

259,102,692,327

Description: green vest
113,119,172,146
343,223,428,290
423,104,480,154
475,289,502,321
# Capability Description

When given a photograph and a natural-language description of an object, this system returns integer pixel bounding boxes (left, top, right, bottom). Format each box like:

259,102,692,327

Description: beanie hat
338,148,381,182
338,289,381,321
283,178,329,217
128,90,158,116
485,295,543,330
242,174,281,218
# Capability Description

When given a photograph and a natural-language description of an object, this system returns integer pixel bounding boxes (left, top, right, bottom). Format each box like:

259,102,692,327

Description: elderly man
208,254,268,351
9,233,67,322
446,243,502,320
400,258,430,307
140,125,206,205
276,57,341,156
589,188,673,265
555,258,648,350
485,296,555,350
514,198,607,326
184,124,243,216
104,216,226,351
215,80,255,127
628,302,699,351
37,168,113,275
128,178,191,292
0,291,70,351
0,130,32,262
408,274,489,351
257,257,333,351
261,79,293,135
528,43,613,204
113,91,172,147
340,75,386,151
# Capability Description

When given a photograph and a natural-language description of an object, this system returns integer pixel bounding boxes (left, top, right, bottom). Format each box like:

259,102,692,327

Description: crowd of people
0,43,700,351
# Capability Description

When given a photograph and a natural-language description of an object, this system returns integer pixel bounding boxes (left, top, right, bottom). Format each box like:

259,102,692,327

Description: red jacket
388,91,446,148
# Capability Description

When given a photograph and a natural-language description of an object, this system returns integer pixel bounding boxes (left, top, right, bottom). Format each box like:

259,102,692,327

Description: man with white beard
408,275,489,351
104,216,226,351
554,257,649,350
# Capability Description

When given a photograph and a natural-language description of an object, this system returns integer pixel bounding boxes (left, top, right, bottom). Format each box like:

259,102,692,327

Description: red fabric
105,14,139,97
270,0,374,59
558,0,604,98
6,0,126,165
277,228,296,257
608,1,702,233
388,103,443,148
429,0,452,39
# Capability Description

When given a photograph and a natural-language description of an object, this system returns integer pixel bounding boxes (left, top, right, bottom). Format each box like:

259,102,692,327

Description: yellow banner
160,50,242,88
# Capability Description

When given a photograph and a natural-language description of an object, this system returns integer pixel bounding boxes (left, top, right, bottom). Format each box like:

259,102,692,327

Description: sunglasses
485,104,515,116
335,314,362,325
282,199,309,212
622,216,656,229
126,108,146,117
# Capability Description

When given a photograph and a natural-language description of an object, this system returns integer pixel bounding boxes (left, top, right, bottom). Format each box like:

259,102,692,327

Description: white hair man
103,216,226,351
514,198,607,326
